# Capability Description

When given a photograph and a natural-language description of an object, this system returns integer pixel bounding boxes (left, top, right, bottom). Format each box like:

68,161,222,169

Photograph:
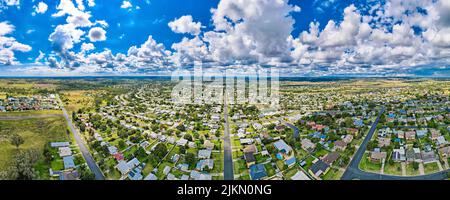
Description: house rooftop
249,164,267,180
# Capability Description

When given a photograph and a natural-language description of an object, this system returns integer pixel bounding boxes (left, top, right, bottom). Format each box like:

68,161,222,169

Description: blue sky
0,0,449,76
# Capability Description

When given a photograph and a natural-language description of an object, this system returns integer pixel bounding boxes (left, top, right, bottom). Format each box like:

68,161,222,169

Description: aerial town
0,78,448,180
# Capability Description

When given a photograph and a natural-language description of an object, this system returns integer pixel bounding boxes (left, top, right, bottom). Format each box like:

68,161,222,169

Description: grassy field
0,110,63,117
359,152,382,173
0,116,70,179
60,90,96,114
424,162,440,174
405,163,420,176
384,162,403,175
322,167,344,180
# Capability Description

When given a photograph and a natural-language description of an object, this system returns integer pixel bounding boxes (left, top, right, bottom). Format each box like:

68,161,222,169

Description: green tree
6,149,40,180
10,134,24,149
185,152,197,167
184,134,193,141
412,162,419,170
154,143,168,159
79,165,95,180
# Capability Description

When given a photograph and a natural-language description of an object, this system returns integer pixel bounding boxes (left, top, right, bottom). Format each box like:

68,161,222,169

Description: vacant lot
0,113,69,179
60,90,95,114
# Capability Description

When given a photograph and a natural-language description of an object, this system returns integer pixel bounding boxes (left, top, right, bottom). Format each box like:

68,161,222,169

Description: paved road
58,95,105,180
342,107,449,180
223,91,234,180
284,122,300,138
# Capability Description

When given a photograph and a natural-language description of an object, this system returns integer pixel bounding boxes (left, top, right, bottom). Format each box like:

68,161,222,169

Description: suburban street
284,122,300,138
223,91,234,180
342,106,449,180
57,95,105,180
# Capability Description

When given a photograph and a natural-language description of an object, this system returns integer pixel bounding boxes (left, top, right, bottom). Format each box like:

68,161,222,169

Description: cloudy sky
0,0,449,76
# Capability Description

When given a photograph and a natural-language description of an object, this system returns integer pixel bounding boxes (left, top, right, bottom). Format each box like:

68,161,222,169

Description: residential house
309,160,330,179
171,154,180,163
285,157,296,167
163,166,171,175
290,171,310,180
244,152,256,167
396,130,405,139
377,137,391,148
63,156,75,170
116,158,141,175
203,140,215,150
322,152,339,166
273,139,293,157
430,129,441,140
128,168,143,180
406,149,415,163
60,170,79,180
301,138,316,152
176,138,188,146
108,146,118,155
342,135,353,144
198,149,212,159
370,151,387,163
393,148,406,162
144,173,158,180
346,128,359,136
421,151,437,164
333,140,347,151
413,148,422,162
439,146,450,158
196,159,214,171
436,136,447,147
243,144,258,154
59,147,72,157
405,131,416,141
249,164,267,180
240,138,254,145
415,129,427,138
190,171,212,180
51,142,70,148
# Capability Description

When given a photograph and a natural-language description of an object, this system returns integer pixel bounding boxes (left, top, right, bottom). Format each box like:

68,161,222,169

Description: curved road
341,106,449,180
284,122,300,138
58,95,105,180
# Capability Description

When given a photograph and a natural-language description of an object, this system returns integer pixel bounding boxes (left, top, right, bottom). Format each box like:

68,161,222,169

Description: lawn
0,116,70,179
405,163,420,176
265,163,276,177
60,90,96,114
156,161,173,179
211,152,224,173
384,162,403,175
314,148,329,158
0,110,63,117
322,168,344,180
233,159,247,174
358,152,381,173
282,166,299,179
232,150,243,159
424,162,440,174
142,161,155,177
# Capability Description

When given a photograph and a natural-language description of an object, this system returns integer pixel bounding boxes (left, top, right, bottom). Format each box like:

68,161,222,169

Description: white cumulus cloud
34,2,48,14
88,27,106,42
121,1,132,9
168,15,202,35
